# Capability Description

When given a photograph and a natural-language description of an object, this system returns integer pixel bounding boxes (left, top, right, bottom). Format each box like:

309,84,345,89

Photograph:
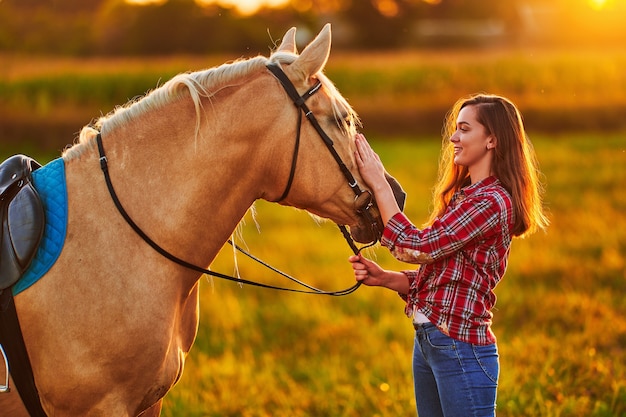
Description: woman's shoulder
467,178,513,211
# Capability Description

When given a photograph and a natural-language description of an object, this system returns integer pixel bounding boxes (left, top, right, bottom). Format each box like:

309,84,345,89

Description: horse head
266,24,405,244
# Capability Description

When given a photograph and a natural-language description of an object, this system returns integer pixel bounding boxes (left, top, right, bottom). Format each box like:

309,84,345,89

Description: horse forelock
268,52,360,136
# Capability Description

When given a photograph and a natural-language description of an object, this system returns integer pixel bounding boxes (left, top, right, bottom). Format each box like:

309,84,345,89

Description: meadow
1,49,625,416
154,132,625,417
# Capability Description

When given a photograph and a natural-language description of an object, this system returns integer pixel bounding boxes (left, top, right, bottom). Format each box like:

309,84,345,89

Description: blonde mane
63,51,359,161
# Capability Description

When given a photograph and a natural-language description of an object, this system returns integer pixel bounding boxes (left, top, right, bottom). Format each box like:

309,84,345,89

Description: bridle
95,63,381,296
265,63,382,246
266,64,369,203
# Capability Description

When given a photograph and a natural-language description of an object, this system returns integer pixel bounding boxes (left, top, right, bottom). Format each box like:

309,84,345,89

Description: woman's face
449,105,495,172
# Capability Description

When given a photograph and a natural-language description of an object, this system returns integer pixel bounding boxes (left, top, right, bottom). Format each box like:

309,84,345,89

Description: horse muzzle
349,173,406,244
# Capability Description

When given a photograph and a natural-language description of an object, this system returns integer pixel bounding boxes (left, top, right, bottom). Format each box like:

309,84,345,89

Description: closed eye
457,121,470,132
339,110,356,125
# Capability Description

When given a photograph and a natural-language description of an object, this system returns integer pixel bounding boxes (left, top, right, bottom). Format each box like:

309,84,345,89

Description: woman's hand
349,254,386,286
354,133,402,226
348,254,410,293
354,133,388,191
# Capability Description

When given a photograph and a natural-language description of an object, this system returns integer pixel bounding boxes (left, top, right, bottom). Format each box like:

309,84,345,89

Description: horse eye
337,112,352,127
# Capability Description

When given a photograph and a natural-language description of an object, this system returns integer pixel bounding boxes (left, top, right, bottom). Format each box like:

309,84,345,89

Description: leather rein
95,64,379,296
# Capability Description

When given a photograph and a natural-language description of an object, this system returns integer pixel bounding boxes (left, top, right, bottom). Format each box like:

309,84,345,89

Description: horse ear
276,27,297,54
291,23,331,79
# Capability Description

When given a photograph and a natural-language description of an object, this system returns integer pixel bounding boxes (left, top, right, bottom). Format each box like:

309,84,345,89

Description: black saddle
0,155,45,291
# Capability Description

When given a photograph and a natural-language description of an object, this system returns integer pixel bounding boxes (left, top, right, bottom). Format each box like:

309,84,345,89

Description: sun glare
126,0,166,4
589,0,607,10
373,0,399,17
125,0,289,14
198,0,289,15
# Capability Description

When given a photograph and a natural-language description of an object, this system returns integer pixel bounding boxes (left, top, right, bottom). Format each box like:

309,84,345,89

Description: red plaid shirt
381,176,514,345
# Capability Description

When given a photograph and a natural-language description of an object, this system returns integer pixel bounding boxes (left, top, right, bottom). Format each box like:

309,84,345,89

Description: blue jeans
412,323,499,417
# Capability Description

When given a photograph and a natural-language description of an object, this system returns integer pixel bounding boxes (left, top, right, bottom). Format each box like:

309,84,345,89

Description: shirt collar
464,176,499,195
450,176,499,208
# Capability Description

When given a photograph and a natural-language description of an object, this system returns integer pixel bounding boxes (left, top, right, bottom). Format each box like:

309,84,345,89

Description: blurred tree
128,0,208,54
0,1,94,54
4,0,106,12
0,0,625,55
95,0,219,55
338,0,420,48
93,0,313,55
408,0,524,47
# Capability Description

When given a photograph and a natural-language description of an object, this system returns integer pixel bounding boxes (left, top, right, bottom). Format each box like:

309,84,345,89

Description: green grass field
3,47,626,152
154,133,625,417
1,50,625,416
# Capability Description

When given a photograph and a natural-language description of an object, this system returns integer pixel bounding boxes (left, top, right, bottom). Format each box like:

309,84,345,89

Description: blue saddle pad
13,158,68,296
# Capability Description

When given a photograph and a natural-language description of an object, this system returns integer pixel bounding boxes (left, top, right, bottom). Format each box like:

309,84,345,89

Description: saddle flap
0,155,45,291
8,186,45,267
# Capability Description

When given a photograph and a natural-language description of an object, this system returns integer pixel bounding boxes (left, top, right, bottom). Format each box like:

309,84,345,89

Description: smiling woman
125,0,289,15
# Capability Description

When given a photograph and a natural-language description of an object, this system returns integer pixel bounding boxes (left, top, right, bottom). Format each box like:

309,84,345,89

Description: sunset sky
126,0,611,15
126,0,291,14
207,0,289,14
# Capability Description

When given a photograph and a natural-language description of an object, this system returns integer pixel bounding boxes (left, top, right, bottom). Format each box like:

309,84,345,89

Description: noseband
266,63,381,249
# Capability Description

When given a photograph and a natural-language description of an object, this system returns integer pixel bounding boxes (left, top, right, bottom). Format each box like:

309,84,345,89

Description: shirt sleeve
381,194,503,264
396,269,417,300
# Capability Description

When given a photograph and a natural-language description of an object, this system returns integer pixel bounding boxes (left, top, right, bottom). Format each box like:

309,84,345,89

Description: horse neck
97,94,270,269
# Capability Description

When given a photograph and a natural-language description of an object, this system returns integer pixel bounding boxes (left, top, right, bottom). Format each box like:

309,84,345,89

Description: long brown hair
428,94,549,237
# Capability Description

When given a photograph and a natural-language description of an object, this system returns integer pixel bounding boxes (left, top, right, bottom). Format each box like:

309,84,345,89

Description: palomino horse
0,25,403,416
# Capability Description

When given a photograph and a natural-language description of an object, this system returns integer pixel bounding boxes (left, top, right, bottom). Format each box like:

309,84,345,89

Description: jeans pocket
472,344,499,384
425,327,456,350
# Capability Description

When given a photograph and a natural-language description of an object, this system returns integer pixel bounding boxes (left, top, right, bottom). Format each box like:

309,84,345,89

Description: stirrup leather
0,343,9,392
